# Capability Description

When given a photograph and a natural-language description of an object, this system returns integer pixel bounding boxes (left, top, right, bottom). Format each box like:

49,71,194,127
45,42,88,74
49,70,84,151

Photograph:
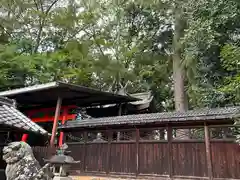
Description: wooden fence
62,141,239,179
1,124,237,180
35,124,239,179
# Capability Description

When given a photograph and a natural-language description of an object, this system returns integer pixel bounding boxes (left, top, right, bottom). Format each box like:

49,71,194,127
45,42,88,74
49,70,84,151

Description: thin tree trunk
172,8,189,139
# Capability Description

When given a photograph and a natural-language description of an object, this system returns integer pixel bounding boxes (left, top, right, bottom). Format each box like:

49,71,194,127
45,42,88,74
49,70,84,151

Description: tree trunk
172,8,189,139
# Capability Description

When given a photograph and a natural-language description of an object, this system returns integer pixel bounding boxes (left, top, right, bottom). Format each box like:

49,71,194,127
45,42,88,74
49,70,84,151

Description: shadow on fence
31,141,240,179
0,125,238,180
31,125,240,179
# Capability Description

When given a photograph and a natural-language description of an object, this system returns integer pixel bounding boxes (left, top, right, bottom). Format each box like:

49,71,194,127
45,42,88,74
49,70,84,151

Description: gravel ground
72,177,131,180
71,176,171,180
71,177,137,180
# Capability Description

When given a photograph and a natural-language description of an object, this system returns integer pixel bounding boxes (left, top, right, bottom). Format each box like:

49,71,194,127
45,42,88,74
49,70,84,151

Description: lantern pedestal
44,144,80,180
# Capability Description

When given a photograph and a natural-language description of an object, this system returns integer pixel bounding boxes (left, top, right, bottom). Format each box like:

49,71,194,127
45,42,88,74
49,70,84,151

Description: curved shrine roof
0,97,49,135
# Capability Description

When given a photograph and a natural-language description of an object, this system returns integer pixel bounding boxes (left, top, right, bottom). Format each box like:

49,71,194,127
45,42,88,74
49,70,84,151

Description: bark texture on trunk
172,8,189,139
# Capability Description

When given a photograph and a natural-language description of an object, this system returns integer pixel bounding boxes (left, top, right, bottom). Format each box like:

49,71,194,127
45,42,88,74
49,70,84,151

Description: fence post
82,131,87,172
106,130,112,175
136,128,140,177
167,125,173,179
204,122,213,180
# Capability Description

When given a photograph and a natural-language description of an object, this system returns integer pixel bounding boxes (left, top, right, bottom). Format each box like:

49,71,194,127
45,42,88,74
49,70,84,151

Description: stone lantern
44,144,80,180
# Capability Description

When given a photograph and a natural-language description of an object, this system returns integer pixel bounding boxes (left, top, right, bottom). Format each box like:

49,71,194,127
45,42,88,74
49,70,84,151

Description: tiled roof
60,106,240,129
0,81,139,108
0,97,49,135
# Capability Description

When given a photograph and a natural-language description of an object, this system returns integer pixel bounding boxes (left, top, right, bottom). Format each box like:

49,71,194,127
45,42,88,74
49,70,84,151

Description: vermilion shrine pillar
50,97,62,147
58,108,67,147
21,134,29,142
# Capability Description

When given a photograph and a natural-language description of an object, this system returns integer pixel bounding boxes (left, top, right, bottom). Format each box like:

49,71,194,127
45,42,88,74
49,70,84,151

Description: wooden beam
106,130,112,175
117,104,122,141
167,125,173,179
204,122,213,180
82,131,87,172
50,97,62,147
118,103,122,116
136,128,140,177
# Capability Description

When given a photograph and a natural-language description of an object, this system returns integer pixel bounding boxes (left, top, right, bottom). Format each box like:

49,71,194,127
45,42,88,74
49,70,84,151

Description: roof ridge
61,106,240,129
80,106,240,120
0,97,16,107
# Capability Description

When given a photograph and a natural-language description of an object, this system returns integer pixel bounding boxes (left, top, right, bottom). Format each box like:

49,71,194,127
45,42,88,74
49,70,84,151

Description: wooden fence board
172,142,207,177
68,144,85,171
139,142,168,175
109,143,136,174
85,143,108,172
211,142,240,179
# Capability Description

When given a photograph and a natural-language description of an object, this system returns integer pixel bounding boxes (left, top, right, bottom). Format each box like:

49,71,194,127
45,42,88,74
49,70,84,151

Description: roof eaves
7,105,48,134
0,81,140,103
0,82,58,97
0,100,49,135
59,81,140,101
60,106,240,129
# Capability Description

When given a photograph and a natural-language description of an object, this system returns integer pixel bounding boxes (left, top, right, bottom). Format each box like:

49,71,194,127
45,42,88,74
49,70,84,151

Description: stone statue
3,141,54,180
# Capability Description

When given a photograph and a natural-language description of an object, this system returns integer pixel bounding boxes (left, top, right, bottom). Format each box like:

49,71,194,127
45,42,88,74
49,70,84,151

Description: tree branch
33,0,59,53
83,29,105,57
34,0,40,11
0,24,12,38
45,0,59,15
66,25,90,41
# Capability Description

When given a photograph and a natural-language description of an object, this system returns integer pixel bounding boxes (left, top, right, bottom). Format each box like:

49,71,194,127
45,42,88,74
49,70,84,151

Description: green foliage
180,0,240,108
0,0,239,111
219,44,240,103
